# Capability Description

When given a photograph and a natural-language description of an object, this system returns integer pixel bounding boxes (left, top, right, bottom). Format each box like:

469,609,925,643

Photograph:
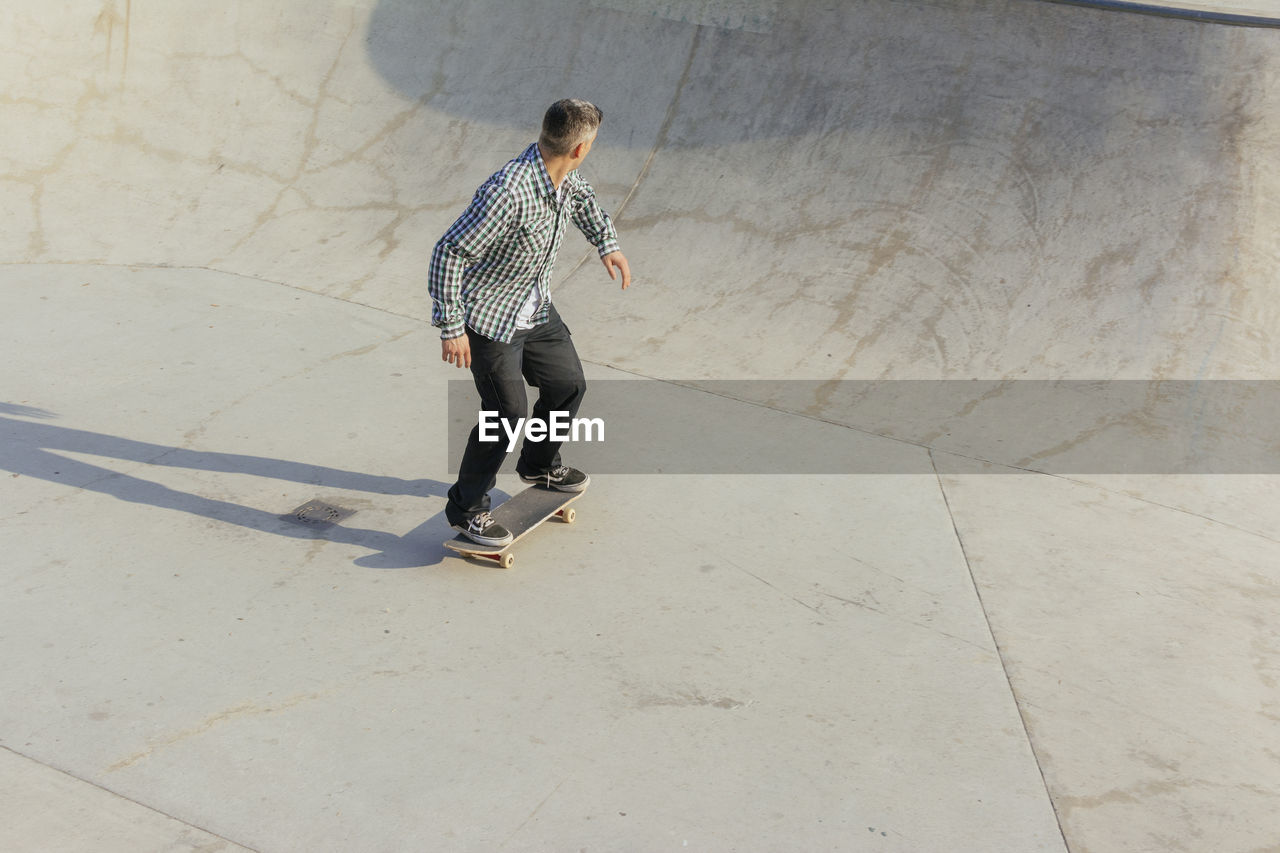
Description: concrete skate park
3,0,1279,850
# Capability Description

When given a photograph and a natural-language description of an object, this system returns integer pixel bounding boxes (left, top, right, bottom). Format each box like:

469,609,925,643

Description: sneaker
452,511,513,546
518,465,590,492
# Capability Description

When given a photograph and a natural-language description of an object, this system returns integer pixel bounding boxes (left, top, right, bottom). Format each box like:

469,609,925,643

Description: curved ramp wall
4,0,1277,387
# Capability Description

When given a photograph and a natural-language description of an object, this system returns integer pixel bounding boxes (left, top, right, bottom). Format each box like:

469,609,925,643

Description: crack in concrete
736,565,823,616
180,327,414,448
500,778,568,848
212,11,362,264
931,448,1072,852
107,692,326,773
1041,472,1280,546
815,590,994,654
558,26,703,289
2,745,261,851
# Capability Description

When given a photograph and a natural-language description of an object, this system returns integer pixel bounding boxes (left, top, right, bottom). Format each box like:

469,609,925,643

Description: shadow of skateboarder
0,403,469,569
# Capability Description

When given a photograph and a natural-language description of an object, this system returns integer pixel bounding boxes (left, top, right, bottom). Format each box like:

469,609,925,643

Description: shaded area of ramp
551,0,1279,384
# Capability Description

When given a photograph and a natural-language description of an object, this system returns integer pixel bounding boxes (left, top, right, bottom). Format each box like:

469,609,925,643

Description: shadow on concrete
364,0,695,141
364,0,1241,152
0,404,461,570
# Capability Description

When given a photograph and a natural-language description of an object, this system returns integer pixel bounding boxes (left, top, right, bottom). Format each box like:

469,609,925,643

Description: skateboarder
430,98,631,546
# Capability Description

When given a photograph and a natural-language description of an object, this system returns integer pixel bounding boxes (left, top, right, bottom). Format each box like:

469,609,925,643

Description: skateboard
443,484,583,569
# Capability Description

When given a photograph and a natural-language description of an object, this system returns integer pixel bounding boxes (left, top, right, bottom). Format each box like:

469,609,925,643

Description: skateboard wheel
500,553,515,569
563,508,576,524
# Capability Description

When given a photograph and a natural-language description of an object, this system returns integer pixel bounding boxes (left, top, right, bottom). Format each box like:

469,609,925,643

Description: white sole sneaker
451,523,513,547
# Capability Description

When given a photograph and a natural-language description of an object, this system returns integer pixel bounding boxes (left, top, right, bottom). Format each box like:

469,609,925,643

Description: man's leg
446,328,528,527
515,305,588,483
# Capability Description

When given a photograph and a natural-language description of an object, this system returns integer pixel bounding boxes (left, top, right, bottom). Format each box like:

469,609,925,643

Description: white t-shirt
514,183,565,329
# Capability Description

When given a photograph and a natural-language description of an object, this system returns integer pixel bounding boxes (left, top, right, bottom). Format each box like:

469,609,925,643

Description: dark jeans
446,305,586,525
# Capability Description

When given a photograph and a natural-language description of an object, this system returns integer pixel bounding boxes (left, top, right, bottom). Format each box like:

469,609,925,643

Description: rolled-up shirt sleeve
428,184,516,339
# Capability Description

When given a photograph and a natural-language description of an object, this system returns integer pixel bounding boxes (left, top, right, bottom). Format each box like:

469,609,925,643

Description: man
430,99,631,546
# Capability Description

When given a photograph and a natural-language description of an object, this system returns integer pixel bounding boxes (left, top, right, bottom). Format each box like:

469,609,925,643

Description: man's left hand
602,252,631,290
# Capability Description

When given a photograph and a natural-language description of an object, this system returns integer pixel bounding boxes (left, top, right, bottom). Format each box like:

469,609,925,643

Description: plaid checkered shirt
428,143,621,343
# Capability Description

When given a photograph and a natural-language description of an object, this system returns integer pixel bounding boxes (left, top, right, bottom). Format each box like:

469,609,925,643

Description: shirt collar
525,142,558,200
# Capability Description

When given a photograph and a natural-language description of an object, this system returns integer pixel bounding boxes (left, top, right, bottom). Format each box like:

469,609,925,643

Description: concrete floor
2,1,1278,851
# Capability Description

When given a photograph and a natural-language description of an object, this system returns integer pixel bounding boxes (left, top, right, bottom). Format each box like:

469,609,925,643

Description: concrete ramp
10,0,1278,382
3,1,1279,851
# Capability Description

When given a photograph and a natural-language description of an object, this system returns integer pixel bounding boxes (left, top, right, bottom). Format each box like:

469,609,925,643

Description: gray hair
539,99,604,156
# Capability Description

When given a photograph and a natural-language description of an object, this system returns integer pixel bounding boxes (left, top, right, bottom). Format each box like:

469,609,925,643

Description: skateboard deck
443,484,583,569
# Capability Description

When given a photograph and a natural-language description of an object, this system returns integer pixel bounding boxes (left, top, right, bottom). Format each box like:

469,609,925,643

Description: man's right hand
442,334,471,369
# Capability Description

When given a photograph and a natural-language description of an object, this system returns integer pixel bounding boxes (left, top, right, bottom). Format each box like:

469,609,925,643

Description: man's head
539,98,603,160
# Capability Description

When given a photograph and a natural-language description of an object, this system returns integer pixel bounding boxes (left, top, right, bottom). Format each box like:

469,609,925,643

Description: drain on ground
282,500,356,527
